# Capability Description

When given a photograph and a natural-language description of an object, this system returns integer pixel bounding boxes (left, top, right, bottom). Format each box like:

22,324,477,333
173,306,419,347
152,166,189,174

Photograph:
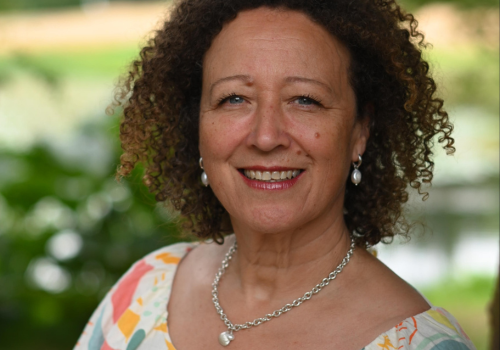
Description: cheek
325,128,351,158
199,119,220,155
199,114,248,159
292,118,353,162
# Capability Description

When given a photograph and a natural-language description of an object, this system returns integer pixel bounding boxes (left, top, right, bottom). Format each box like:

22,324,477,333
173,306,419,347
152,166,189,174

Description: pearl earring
351,154,362,186
199,157,209,187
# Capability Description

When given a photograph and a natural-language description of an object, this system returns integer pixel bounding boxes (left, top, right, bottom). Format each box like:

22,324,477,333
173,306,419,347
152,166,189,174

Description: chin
243,209,301,233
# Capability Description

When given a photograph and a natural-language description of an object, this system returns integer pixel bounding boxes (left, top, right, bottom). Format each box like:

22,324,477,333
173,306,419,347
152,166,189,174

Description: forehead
203,7,352,86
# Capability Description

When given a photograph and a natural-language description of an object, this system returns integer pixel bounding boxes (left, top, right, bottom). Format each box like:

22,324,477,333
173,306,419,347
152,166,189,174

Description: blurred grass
428,47,500,114
0,46,138,81
421,275,498,350
1,44,497,110
399,0,500,9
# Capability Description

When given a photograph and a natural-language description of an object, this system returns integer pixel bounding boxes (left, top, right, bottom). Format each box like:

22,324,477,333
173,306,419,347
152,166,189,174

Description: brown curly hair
114,0,454,246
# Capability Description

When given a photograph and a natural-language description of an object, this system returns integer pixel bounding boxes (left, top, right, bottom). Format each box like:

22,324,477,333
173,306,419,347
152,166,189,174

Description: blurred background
0,0,498,349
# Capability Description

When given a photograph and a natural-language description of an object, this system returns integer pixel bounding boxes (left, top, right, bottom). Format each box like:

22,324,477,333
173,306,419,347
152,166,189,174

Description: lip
238,169,304,190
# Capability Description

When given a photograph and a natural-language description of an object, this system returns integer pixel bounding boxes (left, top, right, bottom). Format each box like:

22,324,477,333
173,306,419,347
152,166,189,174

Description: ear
351,105,371,162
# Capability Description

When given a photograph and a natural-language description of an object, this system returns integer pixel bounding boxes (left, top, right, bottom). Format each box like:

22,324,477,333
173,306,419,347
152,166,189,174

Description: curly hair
114,0,454,246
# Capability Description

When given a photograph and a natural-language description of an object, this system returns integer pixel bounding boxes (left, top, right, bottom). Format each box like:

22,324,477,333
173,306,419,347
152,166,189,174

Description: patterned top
74,242,476,350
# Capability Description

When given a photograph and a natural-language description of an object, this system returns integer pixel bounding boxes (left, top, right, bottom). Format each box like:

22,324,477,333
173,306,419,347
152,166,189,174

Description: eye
294,95,322,106
218,94,244,105
228,96,244,104
296,97,314,105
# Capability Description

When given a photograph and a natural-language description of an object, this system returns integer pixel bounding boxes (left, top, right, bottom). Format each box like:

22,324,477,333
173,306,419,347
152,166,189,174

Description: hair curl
114,0,454,246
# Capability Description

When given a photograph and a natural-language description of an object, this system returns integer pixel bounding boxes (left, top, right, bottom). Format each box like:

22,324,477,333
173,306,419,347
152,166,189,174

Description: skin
167,7,430,349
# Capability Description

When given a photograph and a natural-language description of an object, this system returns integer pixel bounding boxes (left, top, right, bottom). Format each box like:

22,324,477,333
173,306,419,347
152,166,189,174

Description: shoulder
74,241,198,350
364,306,477,350
174,236,233,283
107,241,198,304
348,248,431,322
347,249,476,349
140,241,198,270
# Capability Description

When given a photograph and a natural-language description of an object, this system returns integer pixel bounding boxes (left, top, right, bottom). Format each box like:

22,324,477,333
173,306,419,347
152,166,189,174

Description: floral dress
74,242,476,350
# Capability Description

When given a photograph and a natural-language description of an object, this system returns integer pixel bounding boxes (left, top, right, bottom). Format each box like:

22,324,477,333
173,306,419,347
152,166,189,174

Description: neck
227,214,353,306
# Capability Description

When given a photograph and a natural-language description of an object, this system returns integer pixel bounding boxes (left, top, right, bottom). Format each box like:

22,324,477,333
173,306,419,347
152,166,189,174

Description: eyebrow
210,75,252,95
284,76,333,94
209,75,333,94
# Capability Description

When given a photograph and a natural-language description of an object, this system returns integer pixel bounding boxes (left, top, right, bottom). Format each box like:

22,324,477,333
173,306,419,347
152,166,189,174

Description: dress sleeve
73,242,195,350
364,307,477,350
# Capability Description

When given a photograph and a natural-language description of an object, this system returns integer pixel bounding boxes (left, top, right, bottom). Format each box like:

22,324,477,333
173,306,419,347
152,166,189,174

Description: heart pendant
218,331,235,346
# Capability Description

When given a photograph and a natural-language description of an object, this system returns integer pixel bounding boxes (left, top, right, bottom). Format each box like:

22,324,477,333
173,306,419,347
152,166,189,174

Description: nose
246,99,291,152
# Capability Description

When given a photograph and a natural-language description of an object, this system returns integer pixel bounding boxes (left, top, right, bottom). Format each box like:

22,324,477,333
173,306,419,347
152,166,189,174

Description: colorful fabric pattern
74,242,477,350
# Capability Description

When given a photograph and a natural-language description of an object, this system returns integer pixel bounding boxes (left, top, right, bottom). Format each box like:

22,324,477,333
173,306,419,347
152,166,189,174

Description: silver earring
199,157,209,187
351,154,362,186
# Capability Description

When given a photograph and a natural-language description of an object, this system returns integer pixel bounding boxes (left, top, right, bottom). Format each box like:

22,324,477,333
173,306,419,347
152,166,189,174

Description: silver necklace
212,237,356,346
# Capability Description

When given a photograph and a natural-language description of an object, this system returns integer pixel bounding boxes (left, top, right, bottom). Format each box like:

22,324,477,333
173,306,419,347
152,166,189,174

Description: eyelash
297,94,322,106
215,93,323,106
216,93,238,105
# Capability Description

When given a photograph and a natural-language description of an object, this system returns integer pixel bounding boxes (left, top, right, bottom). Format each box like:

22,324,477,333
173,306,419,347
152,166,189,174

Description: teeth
243,169,302,182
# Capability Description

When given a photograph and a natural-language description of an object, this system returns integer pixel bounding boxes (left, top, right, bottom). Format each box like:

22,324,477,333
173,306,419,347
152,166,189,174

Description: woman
75,0,475,349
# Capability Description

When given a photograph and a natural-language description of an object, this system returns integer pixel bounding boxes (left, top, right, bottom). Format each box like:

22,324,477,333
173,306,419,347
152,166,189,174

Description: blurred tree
0,0,81,11
0,118,187,350
0,0,171,12
399,0,499,9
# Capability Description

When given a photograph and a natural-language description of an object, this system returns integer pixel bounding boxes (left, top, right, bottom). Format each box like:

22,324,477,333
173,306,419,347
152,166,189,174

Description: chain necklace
212,237,356,346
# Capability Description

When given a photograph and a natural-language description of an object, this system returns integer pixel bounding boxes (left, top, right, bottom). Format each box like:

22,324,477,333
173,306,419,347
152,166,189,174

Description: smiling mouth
240,169,303,182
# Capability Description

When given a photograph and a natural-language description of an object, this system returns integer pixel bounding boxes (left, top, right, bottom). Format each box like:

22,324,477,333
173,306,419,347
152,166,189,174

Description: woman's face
199,7,369,233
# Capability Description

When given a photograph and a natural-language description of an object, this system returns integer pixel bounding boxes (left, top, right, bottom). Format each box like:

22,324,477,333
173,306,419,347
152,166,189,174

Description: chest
166,283,380,350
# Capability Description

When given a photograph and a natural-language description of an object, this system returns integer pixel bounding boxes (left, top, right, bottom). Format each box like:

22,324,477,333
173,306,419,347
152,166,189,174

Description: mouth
239,168,304,183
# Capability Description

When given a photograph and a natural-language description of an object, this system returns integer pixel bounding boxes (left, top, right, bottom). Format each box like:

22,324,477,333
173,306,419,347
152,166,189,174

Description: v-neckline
162,241,437,350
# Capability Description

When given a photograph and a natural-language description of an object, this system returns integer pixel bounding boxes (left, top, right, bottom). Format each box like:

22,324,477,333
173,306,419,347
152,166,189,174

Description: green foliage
400,0,499,10
422,275,496,309
0,48,138,82
0,119,187,350
427,48,500,114
0,0,79,11
0,0,498,12
0,54,60,88
0,0,150,12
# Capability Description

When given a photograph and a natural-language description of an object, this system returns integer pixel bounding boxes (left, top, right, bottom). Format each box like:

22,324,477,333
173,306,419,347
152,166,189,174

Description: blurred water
377,234,499,288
